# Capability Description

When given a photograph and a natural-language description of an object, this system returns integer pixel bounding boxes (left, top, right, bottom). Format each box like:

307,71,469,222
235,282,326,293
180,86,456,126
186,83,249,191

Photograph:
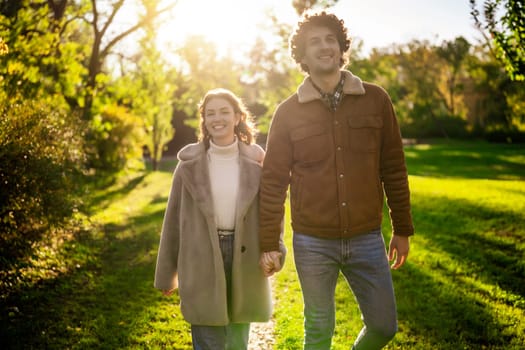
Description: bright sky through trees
154,0,481,60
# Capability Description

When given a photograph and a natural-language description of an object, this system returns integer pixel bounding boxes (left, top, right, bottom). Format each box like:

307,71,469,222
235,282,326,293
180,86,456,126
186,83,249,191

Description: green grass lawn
1,139,524,349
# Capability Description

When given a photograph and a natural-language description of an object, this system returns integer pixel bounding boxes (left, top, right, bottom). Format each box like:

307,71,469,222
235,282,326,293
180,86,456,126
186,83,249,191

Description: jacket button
339,173,344,178
241,246,246,252
342,202,347,207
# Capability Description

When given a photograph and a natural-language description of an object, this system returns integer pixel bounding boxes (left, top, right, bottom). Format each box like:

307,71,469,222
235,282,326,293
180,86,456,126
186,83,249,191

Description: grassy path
2,172,193,349
1,140,524,349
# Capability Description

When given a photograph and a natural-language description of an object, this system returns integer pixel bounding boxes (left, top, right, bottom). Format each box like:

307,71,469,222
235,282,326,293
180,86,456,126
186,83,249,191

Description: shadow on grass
85,173,148,212
404,141,525,180
144,157,178,174
392,192,525,348
394,263,513,349
0,196,189,349
413,193,525,298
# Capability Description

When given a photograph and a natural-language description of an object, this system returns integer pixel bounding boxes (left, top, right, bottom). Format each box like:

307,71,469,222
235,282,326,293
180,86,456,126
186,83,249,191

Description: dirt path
248,276,277,349
248,318,276,349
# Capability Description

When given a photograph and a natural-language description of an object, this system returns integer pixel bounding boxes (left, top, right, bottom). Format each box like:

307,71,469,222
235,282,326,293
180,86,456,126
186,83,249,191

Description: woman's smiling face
204,97,240,146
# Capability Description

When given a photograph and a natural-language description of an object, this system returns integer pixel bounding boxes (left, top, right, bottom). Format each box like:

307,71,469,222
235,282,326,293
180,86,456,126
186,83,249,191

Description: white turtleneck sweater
208,139,240,231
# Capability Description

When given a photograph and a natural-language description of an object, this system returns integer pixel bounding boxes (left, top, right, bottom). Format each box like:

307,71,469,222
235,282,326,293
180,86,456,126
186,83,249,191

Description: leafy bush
0,98,85,272
484,127,525,143
400,115,469,139
86,104,145,174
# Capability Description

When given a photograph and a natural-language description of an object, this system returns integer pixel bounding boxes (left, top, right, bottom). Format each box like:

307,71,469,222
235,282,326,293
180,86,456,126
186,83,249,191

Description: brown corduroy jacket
259,71,414,252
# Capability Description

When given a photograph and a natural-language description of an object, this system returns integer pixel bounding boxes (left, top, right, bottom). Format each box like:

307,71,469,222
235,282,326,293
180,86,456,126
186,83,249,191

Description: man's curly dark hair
289,11,351,73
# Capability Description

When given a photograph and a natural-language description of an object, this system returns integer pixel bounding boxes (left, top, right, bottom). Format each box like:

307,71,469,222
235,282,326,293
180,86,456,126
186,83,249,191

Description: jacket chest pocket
347,115,382,152
290,123,330,164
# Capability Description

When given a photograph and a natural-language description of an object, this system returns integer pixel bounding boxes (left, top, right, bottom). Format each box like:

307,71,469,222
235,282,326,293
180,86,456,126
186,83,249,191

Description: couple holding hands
155,10,413,350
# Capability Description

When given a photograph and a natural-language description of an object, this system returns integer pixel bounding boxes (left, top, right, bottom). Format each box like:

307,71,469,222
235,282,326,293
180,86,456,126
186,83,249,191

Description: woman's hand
162,289,175,296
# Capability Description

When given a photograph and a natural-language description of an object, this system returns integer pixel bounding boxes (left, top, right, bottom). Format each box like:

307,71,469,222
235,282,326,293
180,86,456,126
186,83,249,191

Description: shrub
400,115,469,139
86,104,145,174
484,127,525,143
0,98,85,273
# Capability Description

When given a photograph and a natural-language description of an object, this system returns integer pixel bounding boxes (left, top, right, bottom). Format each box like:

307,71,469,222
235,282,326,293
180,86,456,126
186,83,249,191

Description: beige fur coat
154,141,283,325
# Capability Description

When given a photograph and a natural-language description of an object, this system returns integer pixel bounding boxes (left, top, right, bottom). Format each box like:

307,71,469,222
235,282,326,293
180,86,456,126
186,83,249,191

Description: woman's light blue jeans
293,229,397,350
191,235,250,350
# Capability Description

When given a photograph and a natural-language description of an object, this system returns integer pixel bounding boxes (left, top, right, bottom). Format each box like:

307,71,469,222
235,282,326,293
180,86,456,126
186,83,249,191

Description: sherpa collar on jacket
297,70,366,104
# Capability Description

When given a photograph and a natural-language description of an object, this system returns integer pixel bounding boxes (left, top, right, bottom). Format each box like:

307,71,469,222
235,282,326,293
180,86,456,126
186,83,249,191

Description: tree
470,0,525,81
174,35,245,131
129,1,175,171
395,40,465,138
292,0,339,15
0,0,87,107
463,44,519,134
240,0,341,141
436,37,471,116
81,0,178,120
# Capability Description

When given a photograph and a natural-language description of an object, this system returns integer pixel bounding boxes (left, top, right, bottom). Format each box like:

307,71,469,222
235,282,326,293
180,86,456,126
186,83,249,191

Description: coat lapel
179,153,215,222
236,145,262,225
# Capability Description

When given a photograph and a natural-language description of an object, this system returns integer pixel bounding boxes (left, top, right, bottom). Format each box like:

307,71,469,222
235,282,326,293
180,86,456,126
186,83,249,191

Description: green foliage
394,40,462,138
0,96,85,274
436,36,471,116
175,35,245,117
0,1,88,108
401,115,470,139
351,38,523,139
87,105,145,174
470,0,525,81
243,29,304,141
0,35,8,54
465,50,520,135
128,14,176,171
292,0,340,15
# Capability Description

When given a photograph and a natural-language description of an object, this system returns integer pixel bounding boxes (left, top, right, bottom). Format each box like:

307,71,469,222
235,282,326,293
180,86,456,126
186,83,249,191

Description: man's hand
388,235,410,269
259,251,283,277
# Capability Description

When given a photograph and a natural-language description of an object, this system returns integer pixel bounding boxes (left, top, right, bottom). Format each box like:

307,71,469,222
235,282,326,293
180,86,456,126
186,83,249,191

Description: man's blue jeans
293,229,397,350
190,235,250,350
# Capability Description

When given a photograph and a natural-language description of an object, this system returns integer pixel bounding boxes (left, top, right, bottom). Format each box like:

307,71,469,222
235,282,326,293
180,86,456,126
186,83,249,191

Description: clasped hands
259,251,283,277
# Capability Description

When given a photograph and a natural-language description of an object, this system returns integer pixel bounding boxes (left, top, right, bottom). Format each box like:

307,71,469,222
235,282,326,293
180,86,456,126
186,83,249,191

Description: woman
154,88,284,349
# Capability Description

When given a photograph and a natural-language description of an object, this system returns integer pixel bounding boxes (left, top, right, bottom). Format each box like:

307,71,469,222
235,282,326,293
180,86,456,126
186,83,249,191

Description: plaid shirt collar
310,73,346,112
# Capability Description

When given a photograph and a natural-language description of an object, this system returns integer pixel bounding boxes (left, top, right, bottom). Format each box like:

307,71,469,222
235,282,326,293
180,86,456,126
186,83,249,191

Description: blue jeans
293,229,397,350
191,235,250,350
191,323,250,350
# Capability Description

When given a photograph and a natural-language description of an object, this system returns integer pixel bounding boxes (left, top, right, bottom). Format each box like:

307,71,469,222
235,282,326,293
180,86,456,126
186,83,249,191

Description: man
258,11,414,350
